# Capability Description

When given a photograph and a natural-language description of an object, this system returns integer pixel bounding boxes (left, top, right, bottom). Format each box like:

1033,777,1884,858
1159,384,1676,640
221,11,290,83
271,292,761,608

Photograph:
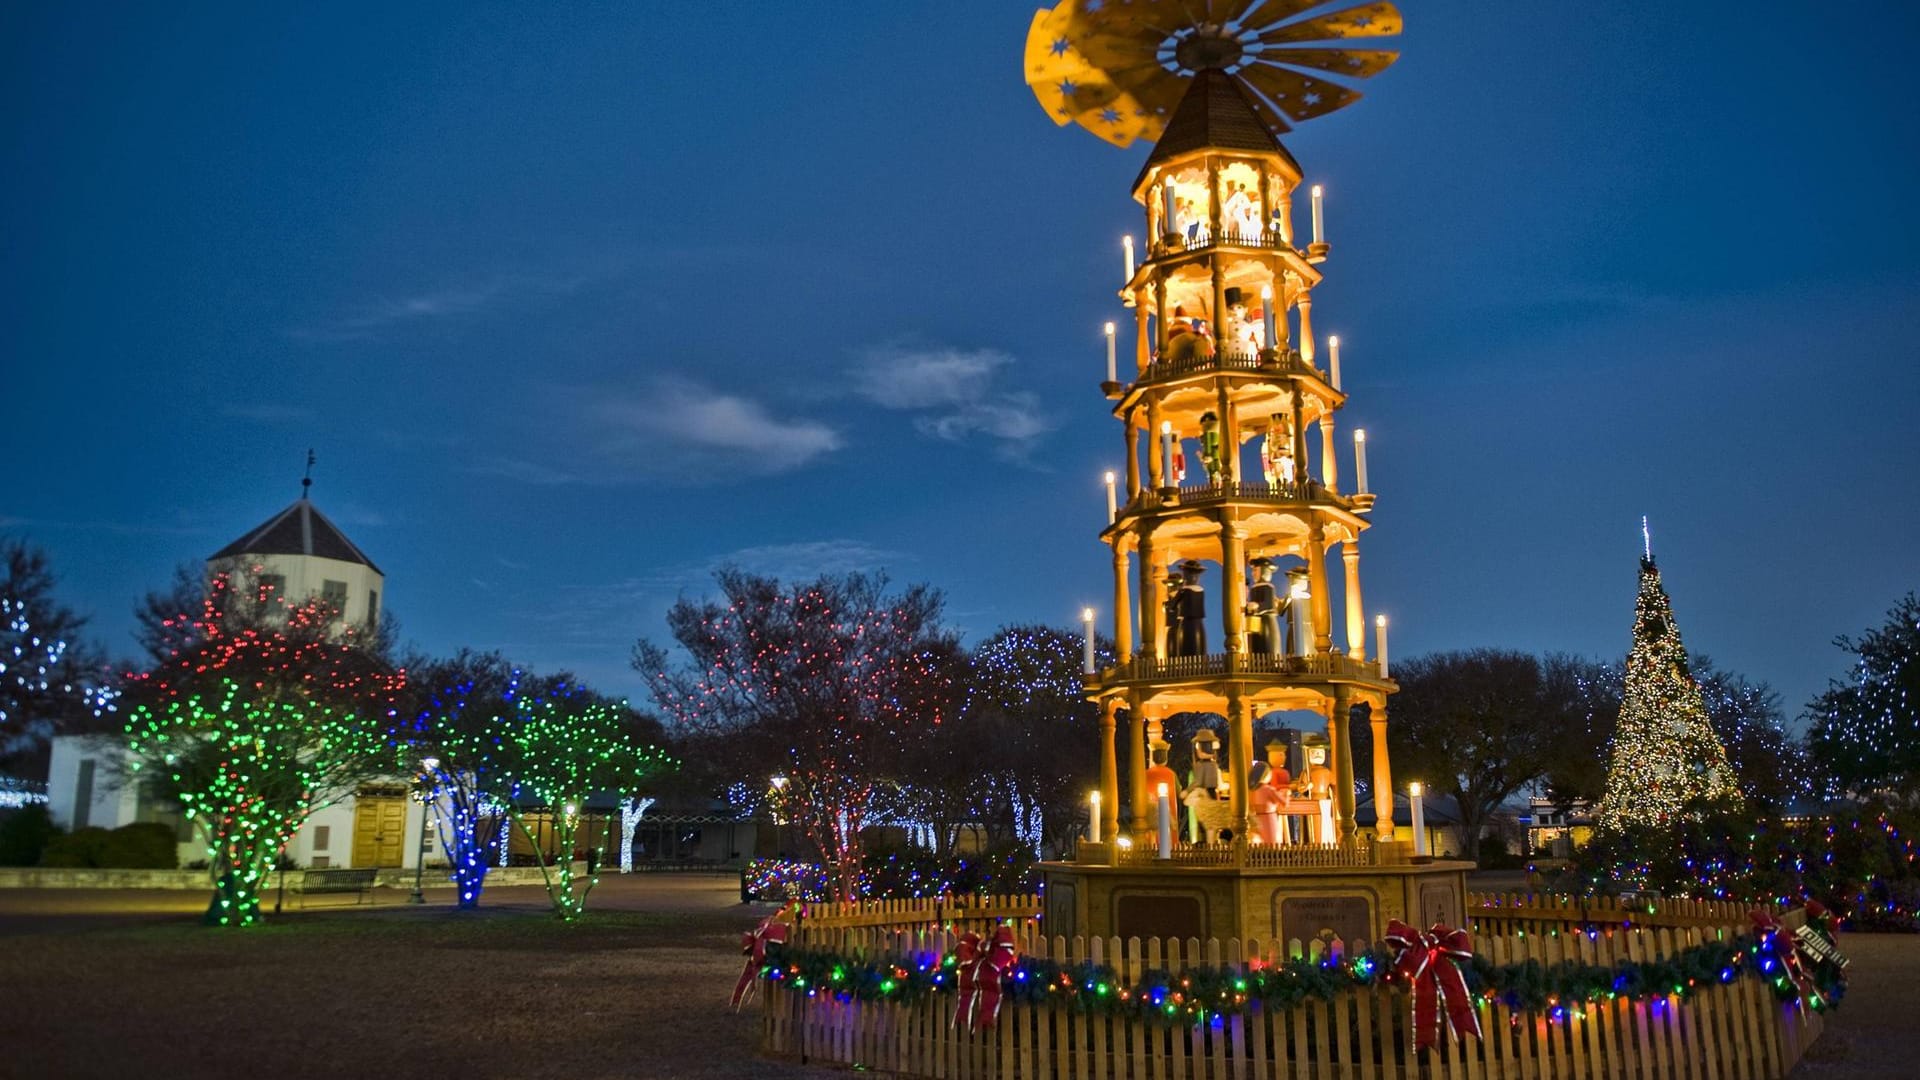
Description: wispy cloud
287,270,600,342
854,344,1050,457
591,379,842,477
467,457,590,486
0,514,209,537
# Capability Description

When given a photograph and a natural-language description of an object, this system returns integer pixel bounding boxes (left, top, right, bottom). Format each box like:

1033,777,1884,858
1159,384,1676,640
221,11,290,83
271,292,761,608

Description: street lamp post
408,757,439,905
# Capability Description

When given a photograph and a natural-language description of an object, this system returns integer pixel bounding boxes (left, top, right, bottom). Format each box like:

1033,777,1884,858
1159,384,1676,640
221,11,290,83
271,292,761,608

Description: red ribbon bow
1751,909,1820,1005
953,926,1020,1032
731,903,794,1009
1384,919,1483,1051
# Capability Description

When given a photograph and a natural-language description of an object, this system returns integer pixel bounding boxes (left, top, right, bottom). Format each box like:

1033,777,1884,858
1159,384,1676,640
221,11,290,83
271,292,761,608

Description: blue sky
4,2,1917,719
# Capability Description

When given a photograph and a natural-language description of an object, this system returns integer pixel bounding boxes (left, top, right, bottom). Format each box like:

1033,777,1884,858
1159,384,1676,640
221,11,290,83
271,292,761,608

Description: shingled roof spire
210,498,381,572
1133,69,1301,194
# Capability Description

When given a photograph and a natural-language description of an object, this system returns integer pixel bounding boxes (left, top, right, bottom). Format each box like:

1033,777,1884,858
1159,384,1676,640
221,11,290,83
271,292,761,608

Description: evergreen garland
756,923,1846,1027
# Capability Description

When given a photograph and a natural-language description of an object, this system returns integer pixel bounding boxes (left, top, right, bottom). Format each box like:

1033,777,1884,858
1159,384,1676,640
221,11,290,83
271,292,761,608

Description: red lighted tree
635,570,959,900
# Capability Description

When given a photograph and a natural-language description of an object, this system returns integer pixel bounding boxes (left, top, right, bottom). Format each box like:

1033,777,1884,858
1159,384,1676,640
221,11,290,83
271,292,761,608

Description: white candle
1375,614,1389,677
1310,184,1325,245
1082,607,1097,673
1104,470,1117,521
1317,797,1334,846
1260,284,1276,353
1328,335,1342,390
1353,428,1369,493
1409,781,1428,857
1123,235,1135,281
1156,783,1173,859
1089,790,1102,844
1104,321,1117,383
1160,421,1174,487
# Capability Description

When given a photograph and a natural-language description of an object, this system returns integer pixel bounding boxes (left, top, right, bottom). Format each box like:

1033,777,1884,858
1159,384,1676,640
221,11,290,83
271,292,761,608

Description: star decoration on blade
1022,0,1403,148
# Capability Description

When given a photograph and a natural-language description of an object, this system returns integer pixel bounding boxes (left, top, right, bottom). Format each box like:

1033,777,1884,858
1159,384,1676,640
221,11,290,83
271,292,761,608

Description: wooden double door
351,796,407,867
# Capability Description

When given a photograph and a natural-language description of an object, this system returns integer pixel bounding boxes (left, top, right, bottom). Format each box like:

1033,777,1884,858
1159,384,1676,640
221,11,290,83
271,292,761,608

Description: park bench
294,867,378,907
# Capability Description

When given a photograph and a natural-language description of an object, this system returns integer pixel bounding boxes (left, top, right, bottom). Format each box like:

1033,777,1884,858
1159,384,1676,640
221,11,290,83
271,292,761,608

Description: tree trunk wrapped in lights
1596,554,1742,832
489,689,670,920
127,680,384,926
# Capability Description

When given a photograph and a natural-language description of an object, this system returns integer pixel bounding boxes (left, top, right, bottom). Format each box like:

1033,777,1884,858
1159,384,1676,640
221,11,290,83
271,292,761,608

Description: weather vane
1023,0,1402,148
302,448,316,498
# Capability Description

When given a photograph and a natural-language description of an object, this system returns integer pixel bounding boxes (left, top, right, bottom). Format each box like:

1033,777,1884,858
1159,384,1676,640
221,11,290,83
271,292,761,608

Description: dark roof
1134,69,1302,194
210,498,381,573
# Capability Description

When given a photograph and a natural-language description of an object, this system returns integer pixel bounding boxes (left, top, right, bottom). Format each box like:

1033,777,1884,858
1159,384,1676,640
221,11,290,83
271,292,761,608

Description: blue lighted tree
1808,593,1920,797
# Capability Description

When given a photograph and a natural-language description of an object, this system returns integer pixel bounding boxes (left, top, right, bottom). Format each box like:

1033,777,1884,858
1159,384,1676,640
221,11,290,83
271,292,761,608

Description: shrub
101,823,179,869
0,806,57,867
40,827,113,867
40,823,180,869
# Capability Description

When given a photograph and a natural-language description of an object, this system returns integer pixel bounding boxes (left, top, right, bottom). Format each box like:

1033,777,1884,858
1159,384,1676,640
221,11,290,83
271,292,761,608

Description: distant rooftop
210,498,381,573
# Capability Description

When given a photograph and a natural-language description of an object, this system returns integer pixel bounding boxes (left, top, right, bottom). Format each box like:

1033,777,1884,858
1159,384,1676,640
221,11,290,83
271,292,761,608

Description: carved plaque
1419,882,1461,929
1279,895,1371,947
1116,893,1204,942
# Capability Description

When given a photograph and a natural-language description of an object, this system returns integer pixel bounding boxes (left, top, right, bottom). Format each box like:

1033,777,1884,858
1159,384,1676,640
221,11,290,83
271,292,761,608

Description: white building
46,495,434,872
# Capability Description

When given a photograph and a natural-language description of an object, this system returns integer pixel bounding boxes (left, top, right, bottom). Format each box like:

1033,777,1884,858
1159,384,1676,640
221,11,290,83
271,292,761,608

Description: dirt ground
0,876,836,1080
0,875,1909,1079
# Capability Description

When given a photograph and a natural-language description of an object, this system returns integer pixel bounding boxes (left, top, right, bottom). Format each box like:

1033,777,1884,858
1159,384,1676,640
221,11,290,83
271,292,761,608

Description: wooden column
1306,525,1333,653
1370,700,1393,841
1112,544,1133,659
1211,261,1229,356
1134,287,1152,374
1139,531,1163,661
1278,186,1295,246
1100,696,1122,843
1146,397,1166,490
1125,417,1141,498
1319,415,1338,490
1297,289,1315,365
1215,382,1237,485
1343,539,1364,659
1331,686,1357,840
1221,520,1247,656
1127,691,1148,833
1227,687,1250,840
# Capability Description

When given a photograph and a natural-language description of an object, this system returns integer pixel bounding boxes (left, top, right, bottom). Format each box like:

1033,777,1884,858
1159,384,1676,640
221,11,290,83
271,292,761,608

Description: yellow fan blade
1239,62,1363,122
1254,46,1398,79
1256,2,1402,44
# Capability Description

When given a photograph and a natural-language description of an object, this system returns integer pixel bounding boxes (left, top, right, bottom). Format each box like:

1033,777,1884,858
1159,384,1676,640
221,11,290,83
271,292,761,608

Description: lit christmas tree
1597,528,1742,830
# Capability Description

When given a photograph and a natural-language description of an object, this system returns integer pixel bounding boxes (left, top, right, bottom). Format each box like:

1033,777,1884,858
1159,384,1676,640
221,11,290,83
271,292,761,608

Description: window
366,589,379,629
321,580,348,616
313,825,331,851
311,855,331,868
73,759,96,829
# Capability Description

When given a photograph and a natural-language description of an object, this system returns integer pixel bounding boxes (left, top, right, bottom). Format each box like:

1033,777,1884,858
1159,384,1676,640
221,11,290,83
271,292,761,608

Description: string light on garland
753,918,1847,1026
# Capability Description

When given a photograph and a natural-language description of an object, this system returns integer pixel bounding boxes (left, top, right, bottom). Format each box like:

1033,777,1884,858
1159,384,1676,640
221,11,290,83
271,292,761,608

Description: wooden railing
1134,349,1322,387
792,894,1045,940
1103,651,1384,682
760,925,1823,1079
1468,891,1776,936
1151,226,1292,257
1098,839,1373,869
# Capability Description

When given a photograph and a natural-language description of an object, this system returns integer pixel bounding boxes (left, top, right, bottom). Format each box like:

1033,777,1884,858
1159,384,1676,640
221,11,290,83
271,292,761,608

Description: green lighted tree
489,689,671,920
127,679,384,926
1595,553,1741,832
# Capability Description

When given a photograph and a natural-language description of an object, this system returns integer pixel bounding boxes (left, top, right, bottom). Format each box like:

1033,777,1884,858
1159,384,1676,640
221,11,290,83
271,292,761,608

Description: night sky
5,2,1917,719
